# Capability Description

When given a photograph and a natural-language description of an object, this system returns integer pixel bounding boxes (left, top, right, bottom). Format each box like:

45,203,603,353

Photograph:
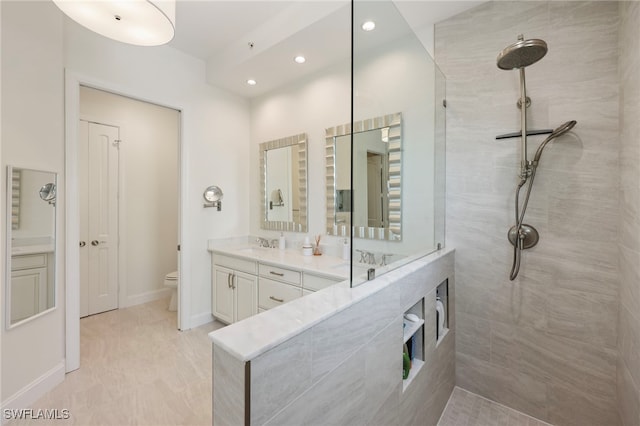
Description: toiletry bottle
303,236,313,256
342,238,350,261
279,232,286,250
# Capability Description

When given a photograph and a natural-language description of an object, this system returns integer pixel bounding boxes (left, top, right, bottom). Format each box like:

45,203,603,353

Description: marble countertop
207,238,353,280
11,238,55,256
208,247,454,362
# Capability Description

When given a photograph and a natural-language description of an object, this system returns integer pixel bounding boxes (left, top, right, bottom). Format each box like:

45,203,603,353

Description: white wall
1,0,66,407
250,61,351,251
63,15,251,326
1,0,252,407
250,32,438,258
79,87,179,304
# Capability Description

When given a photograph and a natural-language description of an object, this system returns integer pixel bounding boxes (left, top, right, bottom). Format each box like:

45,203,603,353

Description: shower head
533,120,577,162
497,37,548,70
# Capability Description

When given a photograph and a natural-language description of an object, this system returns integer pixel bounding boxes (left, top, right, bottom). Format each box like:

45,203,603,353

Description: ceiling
168,1,482,98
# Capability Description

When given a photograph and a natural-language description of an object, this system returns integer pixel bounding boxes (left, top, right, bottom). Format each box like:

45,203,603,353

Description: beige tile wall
435,2,621,425
617,2,640,426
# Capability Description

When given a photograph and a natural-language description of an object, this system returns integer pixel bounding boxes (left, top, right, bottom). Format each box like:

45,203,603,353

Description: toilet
164,271,178,311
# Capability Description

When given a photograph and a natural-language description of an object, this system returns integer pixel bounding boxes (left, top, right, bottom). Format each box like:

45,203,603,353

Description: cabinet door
11,267,46,323
234,271,257,322
212,265,234,324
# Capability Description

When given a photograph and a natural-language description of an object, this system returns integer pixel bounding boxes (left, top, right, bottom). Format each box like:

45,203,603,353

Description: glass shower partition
350,0,446,286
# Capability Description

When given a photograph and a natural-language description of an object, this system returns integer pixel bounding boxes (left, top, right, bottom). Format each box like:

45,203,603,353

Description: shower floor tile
438,387,553,426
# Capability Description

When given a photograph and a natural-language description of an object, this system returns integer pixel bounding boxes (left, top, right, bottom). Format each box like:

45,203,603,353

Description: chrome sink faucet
256,237,278,248
356,249,377,265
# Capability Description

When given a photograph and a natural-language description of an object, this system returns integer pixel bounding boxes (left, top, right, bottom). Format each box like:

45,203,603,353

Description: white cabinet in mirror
5,166,57,329
259,133,308,233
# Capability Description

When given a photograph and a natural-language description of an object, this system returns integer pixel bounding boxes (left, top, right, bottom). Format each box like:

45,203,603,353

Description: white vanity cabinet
258,263,302,310
210,246,348,319
10,253,52,323
212,254,258,324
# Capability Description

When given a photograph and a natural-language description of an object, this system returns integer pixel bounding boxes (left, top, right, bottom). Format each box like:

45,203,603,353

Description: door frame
64,70,190,372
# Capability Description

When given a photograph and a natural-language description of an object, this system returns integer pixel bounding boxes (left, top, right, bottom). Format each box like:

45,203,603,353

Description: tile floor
11,298,224,426
10,299,552,426
438,387,553,426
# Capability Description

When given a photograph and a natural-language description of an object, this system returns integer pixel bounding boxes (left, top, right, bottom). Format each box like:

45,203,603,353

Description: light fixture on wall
52,0,176,46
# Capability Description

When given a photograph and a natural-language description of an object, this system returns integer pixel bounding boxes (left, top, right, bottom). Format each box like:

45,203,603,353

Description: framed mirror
260,133,308,232
325,113,402,240
5,166,57,329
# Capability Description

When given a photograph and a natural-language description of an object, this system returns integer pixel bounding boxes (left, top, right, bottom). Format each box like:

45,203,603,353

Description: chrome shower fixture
497,35,548,178
497,35,576,280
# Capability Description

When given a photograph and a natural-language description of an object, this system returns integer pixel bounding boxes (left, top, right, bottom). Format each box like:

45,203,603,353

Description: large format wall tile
618,1,640,425
436,2,621,424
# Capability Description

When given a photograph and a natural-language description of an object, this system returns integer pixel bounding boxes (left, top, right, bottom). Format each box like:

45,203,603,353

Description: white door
80,121,119,317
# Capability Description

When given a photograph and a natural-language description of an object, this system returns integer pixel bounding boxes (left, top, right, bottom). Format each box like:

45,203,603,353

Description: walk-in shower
496,35,577,280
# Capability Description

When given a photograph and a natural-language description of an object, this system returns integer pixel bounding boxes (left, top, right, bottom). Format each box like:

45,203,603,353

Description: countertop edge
208,247,455,362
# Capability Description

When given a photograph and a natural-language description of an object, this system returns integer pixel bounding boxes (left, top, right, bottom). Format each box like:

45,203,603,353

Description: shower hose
510,167,537,280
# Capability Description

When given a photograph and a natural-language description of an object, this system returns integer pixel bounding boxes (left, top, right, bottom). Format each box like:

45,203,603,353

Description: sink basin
236,246,269,254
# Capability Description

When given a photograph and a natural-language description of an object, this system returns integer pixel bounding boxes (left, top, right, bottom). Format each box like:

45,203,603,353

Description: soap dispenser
279,232,286,250
302,236,313,256
342,238,350,261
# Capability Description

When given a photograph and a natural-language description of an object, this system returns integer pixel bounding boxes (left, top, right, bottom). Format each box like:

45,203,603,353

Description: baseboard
125,288,172,308
1,361,65,415
190,311,214,329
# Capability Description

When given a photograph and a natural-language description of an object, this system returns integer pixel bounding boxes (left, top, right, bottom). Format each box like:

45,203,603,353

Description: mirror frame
5,165,58,329
325,112,402,240
259,133,308,232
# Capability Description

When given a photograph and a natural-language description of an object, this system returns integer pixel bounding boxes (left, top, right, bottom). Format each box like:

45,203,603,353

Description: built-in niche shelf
402,298,424,392
436,279,449,346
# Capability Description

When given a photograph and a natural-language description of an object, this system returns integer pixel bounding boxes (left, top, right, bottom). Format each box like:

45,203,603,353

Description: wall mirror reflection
260,133,308,232
5,166,57,329
326,113,402,241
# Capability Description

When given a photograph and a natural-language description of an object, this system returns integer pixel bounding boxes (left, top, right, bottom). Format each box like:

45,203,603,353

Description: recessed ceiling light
247,79,257,86
362,21,376,31
294,55,306,64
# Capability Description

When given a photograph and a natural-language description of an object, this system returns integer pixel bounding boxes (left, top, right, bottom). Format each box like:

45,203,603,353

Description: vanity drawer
258,263,301,286
303,273,343,291
258,278,302,309
214,254,257,275
12,254,47,271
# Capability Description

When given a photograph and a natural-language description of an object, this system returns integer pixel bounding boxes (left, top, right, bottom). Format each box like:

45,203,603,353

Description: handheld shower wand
507,120,577,280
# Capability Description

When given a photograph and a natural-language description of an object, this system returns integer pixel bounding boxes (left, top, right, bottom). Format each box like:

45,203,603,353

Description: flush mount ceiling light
294,55,306,64
361,20,376,31
247,79,257,86
52,0,176,46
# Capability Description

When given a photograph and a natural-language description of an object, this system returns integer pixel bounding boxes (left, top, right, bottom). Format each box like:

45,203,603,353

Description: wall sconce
52,0,176,46
203,185,223,211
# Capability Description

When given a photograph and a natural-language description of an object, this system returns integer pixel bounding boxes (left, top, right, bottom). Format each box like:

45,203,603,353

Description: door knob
91,240,99,246
79,241,86,247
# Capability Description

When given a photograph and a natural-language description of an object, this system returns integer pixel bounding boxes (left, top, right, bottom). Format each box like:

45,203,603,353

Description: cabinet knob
91,240,99,246
79,241,86,247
